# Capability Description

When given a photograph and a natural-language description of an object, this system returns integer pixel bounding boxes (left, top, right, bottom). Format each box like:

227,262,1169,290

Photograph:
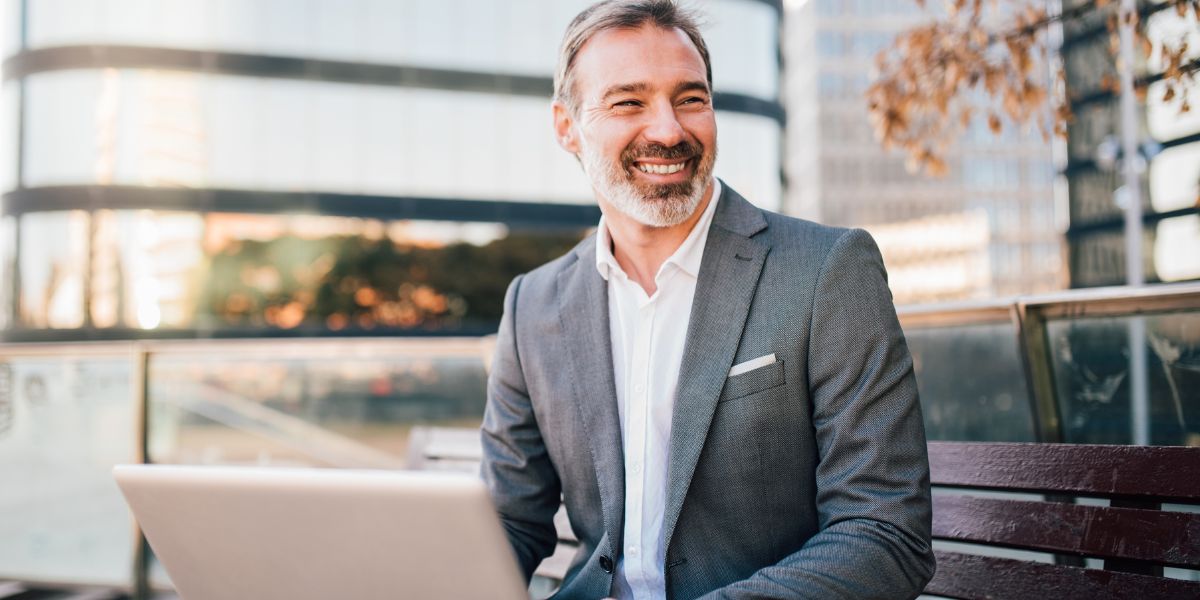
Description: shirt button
634,384,645,393
631,462,641,474
628,545,639,557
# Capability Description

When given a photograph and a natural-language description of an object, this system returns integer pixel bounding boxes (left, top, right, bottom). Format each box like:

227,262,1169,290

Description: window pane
24,69,781,206
194,213,585,332
0,217,13,330
24,71,104,187
715,111,783,211
146,339,489,466
19,211,89,329
1149,143,1200,213
1048,313,1200,446
0,351,137,586
705,0,780,99
51,210,585,333
26,0,780,99
906,323,1036,442
1155,215,1200,283
0,83,17,193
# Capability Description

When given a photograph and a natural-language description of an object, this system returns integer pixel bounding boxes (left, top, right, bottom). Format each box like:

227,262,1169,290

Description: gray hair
553,0,711,113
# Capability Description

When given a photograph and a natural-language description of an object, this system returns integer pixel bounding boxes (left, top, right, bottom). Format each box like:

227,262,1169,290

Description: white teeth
637,162,686,175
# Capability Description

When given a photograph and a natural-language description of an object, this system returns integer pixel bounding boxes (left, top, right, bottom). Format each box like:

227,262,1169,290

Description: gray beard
580,143,715,228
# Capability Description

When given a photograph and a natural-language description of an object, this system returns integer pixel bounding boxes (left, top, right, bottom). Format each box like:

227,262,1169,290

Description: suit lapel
557,244,626,555
662,186,769,552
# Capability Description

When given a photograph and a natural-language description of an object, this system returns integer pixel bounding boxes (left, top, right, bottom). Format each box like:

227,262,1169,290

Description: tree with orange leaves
868,0,1199,176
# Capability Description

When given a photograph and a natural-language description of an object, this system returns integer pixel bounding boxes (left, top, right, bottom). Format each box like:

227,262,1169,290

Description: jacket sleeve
702,228,936,599
479,274,562,582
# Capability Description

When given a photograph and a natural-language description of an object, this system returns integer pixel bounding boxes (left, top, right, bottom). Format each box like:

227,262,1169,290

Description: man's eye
614,100,641,108
681,96,707,105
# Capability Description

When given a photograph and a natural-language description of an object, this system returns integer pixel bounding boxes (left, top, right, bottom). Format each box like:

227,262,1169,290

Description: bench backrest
925,441,1200,600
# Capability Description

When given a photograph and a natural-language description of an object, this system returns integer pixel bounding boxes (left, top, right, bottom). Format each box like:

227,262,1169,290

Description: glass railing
900,303,1036,442
898,282,1200,445
0,283,1197,594
0,337,493,594
144,338,490,469
0,344,138,588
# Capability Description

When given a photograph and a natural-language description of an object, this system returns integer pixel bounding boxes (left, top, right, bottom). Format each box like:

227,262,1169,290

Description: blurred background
0,0,1196,596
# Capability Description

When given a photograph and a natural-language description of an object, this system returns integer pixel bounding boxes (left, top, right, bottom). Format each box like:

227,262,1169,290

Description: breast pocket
718,359,785,402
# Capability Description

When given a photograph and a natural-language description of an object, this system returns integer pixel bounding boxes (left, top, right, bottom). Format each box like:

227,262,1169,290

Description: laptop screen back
114,465,527,600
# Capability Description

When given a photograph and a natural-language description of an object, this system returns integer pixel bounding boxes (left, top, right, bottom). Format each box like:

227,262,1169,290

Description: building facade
785,0,1065,304
0,0,785,341
1060,0,1200,288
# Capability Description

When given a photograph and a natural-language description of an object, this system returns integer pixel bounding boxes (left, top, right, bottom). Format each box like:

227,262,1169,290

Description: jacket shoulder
756,209,865,260
507,232,592,310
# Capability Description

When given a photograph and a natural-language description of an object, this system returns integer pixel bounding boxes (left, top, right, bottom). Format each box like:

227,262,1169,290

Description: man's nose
641,102,687,147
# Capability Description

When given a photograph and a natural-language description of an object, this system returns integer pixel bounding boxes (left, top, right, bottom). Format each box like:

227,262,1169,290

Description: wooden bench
925,441,1200,599
409,430,1200,597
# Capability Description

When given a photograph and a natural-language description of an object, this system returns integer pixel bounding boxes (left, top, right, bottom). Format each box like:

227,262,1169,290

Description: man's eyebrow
600,82,650,102
598,80,711,104
674,80,711,96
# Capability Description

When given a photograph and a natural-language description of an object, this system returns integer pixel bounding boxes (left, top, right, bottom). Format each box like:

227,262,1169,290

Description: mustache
621,141,700,166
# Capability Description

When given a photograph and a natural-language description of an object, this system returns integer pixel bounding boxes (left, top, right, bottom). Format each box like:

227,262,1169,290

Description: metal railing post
1013,300,1065,444
131,343,151,600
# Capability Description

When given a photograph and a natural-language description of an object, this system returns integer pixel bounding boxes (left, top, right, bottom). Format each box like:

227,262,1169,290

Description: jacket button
599,555,614,573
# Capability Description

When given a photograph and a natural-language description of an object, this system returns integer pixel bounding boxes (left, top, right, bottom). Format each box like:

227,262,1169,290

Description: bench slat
929,442,1200,502
925,550,1200,600
932,495,1200,568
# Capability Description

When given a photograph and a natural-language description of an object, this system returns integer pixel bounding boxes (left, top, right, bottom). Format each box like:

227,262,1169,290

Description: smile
635,161,688,175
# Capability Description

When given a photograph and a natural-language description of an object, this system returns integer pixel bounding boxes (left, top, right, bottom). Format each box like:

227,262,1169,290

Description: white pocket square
728,353,776,377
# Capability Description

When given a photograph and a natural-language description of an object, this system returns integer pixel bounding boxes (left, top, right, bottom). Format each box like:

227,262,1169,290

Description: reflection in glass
1,84,17,193
906,323,1036,442
146,342,488,467
0,353,136,585
0,217,14,330
24,0,779,99
23,68,782,209
13,210,585,333
19,211,89,329
1049,313,1200,446
92,210,206,329
196,214,585,332
1155,215,1200,283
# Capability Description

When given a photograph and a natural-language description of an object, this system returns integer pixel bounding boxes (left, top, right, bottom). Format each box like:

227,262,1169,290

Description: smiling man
480,2,935,599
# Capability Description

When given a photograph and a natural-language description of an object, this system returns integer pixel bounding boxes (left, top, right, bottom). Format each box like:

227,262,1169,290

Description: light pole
1117,0,1149,445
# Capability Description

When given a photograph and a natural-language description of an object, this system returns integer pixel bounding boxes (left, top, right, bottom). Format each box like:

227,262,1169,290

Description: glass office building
785,0,1066,304
0,0,785,341
1060,0,1200,287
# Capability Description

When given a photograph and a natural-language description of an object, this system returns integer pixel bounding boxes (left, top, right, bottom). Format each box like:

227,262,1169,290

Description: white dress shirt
594,180,722,600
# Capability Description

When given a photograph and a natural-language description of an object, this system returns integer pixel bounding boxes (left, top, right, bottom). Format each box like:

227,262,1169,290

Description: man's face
556,24,717,228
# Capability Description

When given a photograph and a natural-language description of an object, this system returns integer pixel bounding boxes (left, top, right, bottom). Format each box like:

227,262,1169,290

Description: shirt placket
625,292,655,596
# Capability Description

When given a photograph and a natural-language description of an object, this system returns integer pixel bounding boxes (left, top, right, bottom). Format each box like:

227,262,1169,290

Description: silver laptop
113,464,528,600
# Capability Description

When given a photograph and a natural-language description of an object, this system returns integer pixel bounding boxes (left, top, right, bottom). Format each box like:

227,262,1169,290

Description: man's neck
600,180,715,296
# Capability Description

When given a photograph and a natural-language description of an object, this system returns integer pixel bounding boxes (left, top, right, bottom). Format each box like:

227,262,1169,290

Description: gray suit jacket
481,183,935,599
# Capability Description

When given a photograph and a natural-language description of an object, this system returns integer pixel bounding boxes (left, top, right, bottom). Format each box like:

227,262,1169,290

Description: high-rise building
0,0,785,342
1060,0,1200,287
784,0,1065,304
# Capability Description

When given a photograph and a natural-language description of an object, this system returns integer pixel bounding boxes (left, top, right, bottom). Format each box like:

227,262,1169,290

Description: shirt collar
595,178,722,282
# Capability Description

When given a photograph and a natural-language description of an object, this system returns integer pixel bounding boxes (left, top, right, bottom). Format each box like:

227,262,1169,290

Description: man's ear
552,100,581,155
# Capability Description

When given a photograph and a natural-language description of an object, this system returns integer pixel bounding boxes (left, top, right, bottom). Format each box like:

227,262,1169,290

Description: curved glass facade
26,0,780,99
1,0,784,339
